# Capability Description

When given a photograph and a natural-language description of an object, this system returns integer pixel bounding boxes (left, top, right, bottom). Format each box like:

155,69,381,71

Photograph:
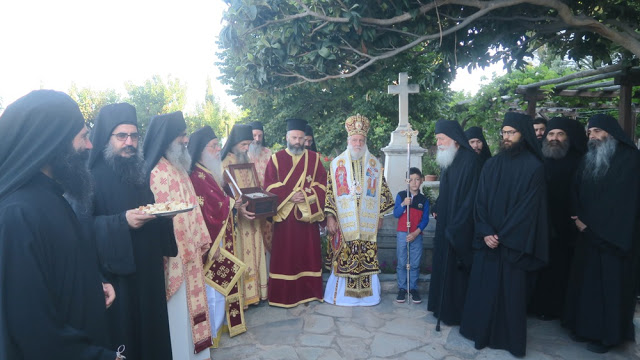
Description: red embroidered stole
190,164,247,338
149,158,212,353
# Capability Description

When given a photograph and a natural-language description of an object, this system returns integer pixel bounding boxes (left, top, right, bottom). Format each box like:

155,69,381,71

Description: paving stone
289,301,322,317
304,314,336,334
350,311,386,329
251,318,303,345
370,333,424,357
417,343,450,360
317,348,344,360
377,316,431,339
315,303,354,318
261,345,299,360
245,303,292,327
401,350,440,360
442,328,478,357
336,322,374,338
210,344,260,359
296,347,328,360
300,334,335,347
336,336,371,359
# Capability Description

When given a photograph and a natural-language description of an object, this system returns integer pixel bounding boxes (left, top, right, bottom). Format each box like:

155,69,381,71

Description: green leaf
318,47,332,58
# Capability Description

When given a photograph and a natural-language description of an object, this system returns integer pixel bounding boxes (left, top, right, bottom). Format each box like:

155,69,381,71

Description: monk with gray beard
563,114,640,354
221,124,268,307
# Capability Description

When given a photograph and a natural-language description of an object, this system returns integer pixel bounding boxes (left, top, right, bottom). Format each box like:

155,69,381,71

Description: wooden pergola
516,64,640,140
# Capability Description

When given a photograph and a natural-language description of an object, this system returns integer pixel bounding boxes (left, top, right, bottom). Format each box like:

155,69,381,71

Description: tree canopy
219,0,640,93
70,75,239,138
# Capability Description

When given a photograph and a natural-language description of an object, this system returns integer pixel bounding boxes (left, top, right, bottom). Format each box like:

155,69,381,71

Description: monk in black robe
0,90,118,360
460,112,548,358
464,126,492,167
563,114,640,353
428,120,481,326
528,117,586,320
85,103,177,360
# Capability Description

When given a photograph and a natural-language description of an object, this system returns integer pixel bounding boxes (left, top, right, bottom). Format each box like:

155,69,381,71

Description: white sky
0,0,501,113
0,0,233,111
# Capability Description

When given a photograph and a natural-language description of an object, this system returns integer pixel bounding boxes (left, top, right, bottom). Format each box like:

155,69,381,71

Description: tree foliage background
218,0,639,159
69,75,240,141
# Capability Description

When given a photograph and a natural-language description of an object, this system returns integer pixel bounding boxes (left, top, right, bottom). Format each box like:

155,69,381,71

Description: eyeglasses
112,132,140,141
500,130,519,137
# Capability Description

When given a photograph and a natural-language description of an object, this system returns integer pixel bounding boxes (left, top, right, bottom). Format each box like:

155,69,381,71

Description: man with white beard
221,124,267,307
563,114,640,354
324,114,394,306
143,112,215,360
187,126,248,347
428,120,481,326
248,121,274,262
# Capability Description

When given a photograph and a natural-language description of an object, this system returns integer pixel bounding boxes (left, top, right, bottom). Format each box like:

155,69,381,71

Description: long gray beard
436,144,458,169
542,138,570,160
234,150,250,164
103,143,145,185
249,142,263,159
165,141,192,174
201,151,224,186
583,136,617,181
348,144,368,160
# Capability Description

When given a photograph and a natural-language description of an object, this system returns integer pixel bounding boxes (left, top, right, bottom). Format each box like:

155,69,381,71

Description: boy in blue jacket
393,167,430,303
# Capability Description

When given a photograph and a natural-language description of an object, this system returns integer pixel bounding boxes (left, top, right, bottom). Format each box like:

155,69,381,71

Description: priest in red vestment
188,126,248,347
264,118,327,307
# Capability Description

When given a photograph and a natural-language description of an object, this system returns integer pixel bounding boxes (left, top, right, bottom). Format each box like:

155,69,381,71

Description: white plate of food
138,201,195,216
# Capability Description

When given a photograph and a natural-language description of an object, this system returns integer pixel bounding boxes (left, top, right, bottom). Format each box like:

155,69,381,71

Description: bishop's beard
583,135,618,181
542,138,570,160
103,143,145,185
348,144,368,161
249,142,263,159
201,150,224,186
499,138,525,156
165,141,192,174
51,143,93,210
435,144,458,169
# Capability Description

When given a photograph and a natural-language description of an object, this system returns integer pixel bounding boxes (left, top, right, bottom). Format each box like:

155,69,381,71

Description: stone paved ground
211,289,640,360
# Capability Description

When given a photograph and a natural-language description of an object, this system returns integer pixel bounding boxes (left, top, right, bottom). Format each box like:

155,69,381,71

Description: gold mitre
345,114,370,137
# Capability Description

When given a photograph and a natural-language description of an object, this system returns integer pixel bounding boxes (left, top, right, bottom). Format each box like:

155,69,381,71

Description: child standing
393,167,430,303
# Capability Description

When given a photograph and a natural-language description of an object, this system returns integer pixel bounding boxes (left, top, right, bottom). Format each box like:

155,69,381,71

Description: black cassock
528,148,582,318
0,174,114,360
88,157,177,360
428,147,480,325
460,150,548,358
562,144,640,346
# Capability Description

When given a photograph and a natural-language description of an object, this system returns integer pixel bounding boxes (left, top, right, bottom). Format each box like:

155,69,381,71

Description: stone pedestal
382,128,426,196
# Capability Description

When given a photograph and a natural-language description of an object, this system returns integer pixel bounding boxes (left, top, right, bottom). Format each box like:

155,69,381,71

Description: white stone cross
388,72,419,130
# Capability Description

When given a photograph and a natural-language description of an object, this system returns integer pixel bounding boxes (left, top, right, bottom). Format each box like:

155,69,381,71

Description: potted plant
422,157,440,181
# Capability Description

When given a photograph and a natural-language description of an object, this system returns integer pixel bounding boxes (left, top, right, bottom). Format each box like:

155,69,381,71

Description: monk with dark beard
84,103,177,360
0,90,119,360
563,114,640,353
460,112,548,357
528,117,586,321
